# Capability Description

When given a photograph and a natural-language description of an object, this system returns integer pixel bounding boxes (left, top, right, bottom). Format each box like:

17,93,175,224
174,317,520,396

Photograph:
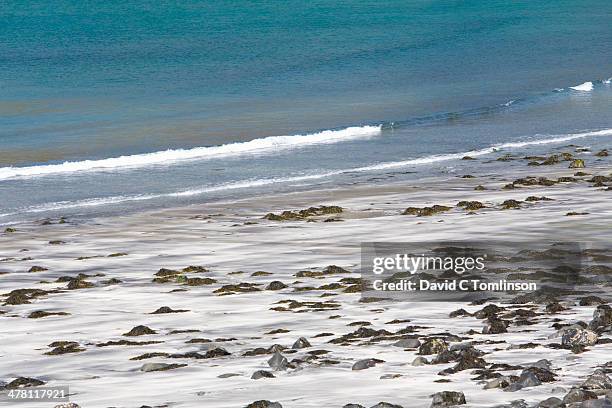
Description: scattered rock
537,397,565,408
251,370,275,379
563,388,598,404
266,281,287,290
561,328,598,347
123,325,157,336
501,200,521,210
292,337,311,349
352,358,384,370
245,401,282,408
28,310,69,318
393,338,421,348
569,159,585,168
419,338,448,355
581,369,612,394
430,391,466,407
457,201,485,211
151,306,189,314
140,363,186,372
403,205,451,216
412,356,429,366
4,377,45,388
267,352,289,371
264,206,343,221
590,305,612,331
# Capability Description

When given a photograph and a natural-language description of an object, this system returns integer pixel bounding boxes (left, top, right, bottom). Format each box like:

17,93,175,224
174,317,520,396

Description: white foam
0,125,382,181
8,128,612,216
570,81,594,92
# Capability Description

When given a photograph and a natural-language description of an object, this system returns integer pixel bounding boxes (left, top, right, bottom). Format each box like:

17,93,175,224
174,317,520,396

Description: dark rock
204,347,230,358
393,338,421,348
266,281,287,290
579,296,606,306
402,205,451,216
352,358,384,370
370,403,404,408
449,309,471,318
151,306,189,314
28,266,48,273
267,352,288,370
140,363,186,372
4,377,45,389
430,391,466,407
28,310,69,318
419,338,448,355
501,200,521,209
264,206,343,221
245,401,282,408
123,325,156,336
292,337,311,349
537,397,565,408
474,304,504,319
590,305,612,331
45,342,85,355
581,370,612,393
483,317,508,334
563,388,598,404
67,278,94,290
457,201,485,210
251,370,275,379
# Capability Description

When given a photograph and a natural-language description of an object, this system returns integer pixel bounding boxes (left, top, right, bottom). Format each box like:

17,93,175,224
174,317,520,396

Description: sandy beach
1,145,611,408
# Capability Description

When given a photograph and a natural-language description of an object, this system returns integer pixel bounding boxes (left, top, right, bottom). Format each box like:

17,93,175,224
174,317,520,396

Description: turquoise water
0,1,611,221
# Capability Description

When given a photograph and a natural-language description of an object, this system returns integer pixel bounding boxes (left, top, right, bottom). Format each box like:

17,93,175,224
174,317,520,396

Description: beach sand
0,147,611,408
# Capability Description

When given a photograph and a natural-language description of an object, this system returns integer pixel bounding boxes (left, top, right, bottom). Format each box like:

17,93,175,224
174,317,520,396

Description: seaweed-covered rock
266,281,287,290
501,200,521,210
151,306,189,314
4,377,45,389
483,317,508,334
402,205,451,216
595,149,609,157
246,401,283,408
67,277,94,290
264,205,343,221
28,266,48,273
430,391,466,407
419,338,448,355
123,325,156,336
457,201,485,211
140,363,186,372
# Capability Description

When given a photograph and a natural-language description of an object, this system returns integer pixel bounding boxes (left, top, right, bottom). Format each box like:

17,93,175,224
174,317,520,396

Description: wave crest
0,125,382,181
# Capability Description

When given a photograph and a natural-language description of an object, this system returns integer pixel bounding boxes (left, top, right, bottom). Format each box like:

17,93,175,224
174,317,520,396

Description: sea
1,1,611,223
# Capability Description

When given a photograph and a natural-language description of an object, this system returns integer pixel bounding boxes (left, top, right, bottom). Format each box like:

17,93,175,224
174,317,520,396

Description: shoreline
0,144,611,407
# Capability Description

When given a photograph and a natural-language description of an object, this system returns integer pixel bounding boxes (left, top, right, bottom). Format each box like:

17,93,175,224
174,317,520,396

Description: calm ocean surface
1,1,611,222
